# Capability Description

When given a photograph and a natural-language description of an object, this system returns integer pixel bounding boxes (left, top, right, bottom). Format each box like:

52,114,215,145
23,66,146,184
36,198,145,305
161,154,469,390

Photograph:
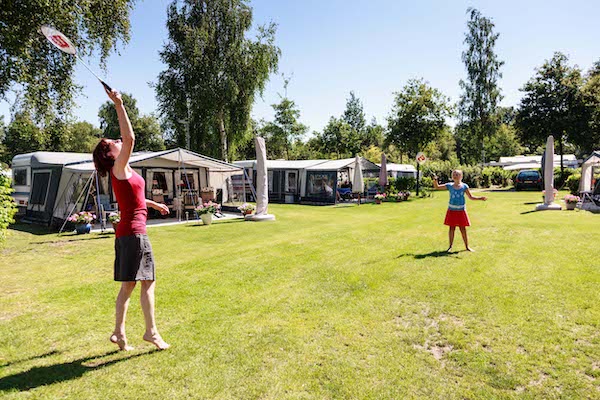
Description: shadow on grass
30,235,111,245
397,250,463,259
9,223,54,236
0,350,60,368
186,218,246,227
0,349,155,392
520,210,539,215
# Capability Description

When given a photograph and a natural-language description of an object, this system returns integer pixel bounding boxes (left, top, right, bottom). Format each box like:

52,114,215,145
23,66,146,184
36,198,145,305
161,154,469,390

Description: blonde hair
452,169,463,177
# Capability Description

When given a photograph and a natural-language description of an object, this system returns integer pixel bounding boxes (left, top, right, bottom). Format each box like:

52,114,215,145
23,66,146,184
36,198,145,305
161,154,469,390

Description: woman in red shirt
93,89,170,351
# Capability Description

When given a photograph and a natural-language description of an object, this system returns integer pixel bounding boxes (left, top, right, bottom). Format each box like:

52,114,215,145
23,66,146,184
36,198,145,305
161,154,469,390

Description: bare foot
466,247,475,252
110,334,134,351
143,333,170,350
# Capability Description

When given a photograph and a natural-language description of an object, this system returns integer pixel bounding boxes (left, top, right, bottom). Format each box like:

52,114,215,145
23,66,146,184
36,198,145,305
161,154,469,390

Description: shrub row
0,166,18,242
364,163,582,191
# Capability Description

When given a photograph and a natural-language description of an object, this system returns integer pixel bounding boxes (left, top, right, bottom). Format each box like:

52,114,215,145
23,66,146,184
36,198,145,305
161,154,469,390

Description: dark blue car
514,170,543,191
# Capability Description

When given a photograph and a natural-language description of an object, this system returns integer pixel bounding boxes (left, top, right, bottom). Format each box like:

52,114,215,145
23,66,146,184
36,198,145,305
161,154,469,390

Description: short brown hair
93,139,114,177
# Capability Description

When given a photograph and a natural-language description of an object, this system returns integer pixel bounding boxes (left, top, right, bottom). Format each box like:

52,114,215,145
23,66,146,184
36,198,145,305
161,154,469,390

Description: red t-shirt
111,169,147,237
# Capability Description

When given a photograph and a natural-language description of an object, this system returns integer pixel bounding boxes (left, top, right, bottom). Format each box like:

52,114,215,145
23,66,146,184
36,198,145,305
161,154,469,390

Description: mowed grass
1,190,600,399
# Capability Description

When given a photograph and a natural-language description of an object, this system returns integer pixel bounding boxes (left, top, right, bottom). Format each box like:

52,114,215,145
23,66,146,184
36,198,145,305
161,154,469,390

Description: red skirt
444,209,471,227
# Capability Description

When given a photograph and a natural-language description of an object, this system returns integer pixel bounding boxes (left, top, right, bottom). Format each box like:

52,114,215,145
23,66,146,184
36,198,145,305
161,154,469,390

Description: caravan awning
579,151,600,192
305,157,380,171
64,148,242,173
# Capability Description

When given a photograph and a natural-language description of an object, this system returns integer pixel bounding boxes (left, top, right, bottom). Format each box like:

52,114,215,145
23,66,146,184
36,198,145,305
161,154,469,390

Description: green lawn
1,190,600,399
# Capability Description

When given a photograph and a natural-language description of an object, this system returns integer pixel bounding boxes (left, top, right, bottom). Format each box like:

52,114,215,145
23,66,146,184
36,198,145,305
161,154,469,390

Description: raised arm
106,89,135,174
432,175,447,191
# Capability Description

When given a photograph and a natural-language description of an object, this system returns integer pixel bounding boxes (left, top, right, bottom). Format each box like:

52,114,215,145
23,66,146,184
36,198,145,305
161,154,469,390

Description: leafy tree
362,145,385,164
67,122,102,153
2,112,46,164
259,77,308,159
0,0,135,123
318,117,359,158
423,126,457,162
45,118,71,152
578,61,600,153
99,93,165,151
483,123,524,162
516,52,584,173
155,0,280,162
343,91,366,137
363,118,384,150
0,116,7,164
386,78,453,159
458,8,504,163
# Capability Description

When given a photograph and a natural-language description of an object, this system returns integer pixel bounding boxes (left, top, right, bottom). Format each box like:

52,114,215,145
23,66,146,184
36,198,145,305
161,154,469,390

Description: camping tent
301,157,380,204
14,148,242,228
234,159,327,203
577,151,600,212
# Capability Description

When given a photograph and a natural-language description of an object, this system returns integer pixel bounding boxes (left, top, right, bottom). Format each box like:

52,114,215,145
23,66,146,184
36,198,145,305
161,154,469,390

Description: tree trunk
559,134,564,182
218,111,228,162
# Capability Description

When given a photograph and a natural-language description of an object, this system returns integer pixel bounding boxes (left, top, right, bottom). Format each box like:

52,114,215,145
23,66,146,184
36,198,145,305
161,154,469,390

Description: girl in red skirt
433,170,487,252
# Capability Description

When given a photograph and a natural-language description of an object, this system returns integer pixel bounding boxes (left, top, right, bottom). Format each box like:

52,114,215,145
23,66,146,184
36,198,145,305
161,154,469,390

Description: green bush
566,173,581,195
554,167,577,189
420,176,433,189
392,176,416,191
0,167,18,242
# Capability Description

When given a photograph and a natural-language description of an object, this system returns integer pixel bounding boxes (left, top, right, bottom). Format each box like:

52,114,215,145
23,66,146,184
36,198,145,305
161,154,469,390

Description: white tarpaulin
254,137,269,215
579,151,600,193
352,155,364,193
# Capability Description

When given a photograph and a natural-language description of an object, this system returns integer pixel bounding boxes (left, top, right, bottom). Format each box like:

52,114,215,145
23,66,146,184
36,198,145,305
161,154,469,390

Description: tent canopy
64,148,241,173
234,159,327,170
304,157,380,171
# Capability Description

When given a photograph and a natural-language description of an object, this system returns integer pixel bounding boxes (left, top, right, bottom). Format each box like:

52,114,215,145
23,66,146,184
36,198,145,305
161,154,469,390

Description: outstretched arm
146,199,170,215
466,188,487,201
432,175,447,191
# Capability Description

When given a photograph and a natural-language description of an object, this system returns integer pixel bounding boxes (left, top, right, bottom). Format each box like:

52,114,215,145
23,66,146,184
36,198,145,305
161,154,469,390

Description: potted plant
563,194,580,210
195,201,220,225
107,211,120,230
68,211,96,234
237,203,255,216
374,193,386,204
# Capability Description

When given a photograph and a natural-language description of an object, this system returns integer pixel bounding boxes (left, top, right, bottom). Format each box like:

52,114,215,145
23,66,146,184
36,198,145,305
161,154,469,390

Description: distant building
487,154,579,170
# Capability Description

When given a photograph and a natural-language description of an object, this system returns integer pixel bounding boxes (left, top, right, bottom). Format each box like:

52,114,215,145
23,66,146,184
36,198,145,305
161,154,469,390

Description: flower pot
201,213,213,225
76,223,91,234
565,202,576,210
375,199,382,204
112,222,119,231
242,211,253,216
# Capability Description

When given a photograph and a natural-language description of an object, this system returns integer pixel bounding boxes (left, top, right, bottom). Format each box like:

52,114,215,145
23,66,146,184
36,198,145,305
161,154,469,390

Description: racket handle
100,80,113,92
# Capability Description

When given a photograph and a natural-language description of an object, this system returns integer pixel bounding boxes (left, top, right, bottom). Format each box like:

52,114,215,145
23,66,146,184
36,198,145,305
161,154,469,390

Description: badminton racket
40,25,112,92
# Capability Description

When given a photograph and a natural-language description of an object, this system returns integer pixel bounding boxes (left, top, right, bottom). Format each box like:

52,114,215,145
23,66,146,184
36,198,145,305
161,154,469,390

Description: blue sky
1,0,599,134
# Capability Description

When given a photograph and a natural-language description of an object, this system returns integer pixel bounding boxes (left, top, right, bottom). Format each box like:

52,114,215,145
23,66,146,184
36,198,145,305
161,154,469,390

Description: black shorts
114,234,156,281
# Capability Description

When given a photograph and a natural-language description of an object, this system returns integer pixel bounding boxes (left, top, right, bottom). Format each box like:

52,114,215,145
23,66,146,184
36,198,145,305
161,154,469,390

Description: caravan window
30,172,51,206
152,172,169,191
13,168,28,186
182,173,195,189
286,171,297,193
